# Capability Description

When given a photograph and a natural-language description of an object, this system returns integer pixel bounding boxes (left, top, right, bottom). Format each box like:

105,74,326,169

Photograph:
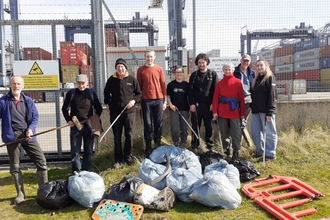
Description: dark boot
224,147,232,159
12,172,25,205
37,170,48,188
232,150,239,161
145,139,152,158
154,139,161,148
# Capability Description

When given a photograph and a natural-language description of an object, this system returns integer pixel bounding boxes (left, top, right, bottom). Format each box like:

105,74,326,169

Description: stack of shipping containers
23,47,53,102
252,37,330,94
60,42,91,88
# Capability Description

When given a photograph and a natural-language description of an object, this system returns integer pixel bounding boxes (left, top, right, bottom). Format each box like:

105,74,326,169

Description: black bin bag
37,179,74,209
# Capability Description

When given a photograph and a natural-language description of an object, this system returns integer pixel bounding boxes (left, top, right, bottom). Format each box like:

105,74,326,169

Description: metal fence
1,0,330,161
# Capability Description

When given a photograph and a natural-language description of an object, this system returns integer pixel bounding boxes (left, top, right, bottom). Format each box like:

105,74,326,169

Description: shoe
258,156,276,162
114,162,122,169
125,156,135,166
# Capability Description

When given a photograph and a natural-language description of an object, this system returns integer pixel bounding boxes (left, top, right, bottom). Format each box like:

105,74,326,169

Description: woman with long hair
250,59,278,161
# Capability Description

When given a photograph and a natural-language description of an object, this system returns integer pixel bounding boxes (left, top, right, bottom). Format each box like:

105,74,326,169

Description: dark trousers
141,99,164,141
6,130,47,174
70,124,94,172
111,112,136,163
191,103,214,147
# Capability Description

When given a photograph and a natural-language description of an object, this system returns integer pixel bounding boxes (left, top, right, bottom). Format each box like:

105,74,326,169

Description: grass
1,124,330,220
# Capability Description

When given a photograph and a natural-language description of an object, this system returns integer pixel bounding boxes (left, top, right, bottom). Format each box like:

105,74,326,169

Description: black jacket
251,74,277,116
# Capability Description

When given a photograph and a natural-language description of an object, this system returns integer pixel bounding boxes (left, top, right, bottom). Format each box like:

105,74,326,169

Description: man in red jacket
212,63,246,160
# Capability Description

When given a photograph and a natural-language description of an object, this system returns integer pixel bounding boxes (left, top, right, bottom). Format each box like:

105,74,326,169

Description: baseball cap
241,54,251,61
76,74,88,82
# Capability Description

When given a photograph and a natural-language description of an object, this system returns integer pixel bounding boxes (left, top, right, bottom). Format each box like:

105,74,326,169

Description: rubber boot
37,170,48,188
145,139,152,159
154,139,161,148
12,172,25,205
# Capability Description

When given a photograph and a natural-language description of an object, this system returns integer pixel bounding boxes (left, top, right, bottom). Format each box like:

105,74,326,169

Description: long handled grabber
99,103,129,143
211,119,224,155
262,118,267,168
175,106,199,140
0,116,82,148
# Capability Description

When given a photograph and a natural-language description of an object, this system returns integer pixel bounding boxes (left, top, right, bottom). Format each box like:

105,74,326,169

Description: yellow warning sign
29,62,44,75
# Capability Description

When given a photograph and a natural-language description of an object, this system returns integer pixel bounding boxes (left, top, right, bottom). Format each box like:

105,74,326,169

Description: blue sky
3,0,330,56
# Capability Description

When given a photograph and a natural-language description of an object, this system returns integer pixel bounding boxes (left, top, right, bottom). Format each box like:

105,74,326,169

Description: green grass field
0,125,329,220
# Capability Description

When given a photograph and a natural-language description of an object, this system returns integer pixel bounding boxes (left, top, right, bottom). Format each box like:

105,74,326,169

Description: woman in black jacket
250,59,278,161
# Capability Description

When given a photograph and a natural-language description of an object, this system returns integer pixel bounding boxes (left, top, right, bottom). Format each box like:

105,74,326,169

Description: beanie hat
115,58,127,69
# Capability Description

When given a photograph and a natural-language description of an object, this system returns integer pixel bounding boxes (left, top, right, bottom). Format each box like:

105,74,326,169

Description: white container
294,48,320,62
275,64,294,74
294,58,320,72
275,55,293,66
258,49,275,59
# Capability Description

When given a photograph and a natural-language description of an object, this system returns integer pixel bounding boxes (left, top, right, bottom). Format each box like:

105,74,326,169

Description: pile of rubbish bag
37,145,260,213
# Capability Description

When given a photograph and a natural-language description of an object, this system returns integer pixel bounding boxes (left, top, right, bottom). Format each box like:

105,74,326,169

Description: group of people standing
0,50,278,205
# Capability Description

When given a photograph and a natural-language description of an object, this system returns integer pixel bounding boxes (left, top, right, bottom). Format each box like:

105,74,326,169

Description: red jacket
212,74,246,119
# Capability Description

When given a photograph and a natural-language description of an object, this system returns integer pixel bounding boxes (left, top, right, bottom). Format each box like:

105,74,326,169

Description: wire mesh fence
0,0,330,160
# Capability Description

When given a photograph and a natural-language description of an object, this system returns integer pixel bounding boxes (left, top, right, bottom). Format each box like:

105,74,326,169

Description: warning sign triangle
29,62,44,75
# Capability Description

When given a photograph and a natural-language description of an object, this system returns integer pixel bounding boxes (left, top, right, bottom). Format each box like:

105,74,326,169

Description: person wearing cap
104,58,142,168
234,54,256,118
188,53,219,150
137,50,167,158
0,75,48,205
62,74,103,173
234,54,256,146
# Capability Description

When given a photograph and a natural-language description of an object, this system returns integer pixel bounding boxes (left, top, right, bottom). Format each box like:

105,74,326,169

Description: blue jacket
233,65,256,93
0,91,39,143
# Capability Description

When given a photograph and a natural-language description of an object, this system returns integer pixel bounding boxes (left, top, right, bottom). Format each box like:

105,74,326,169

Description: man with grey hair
0,75,48,204
212,63,246,160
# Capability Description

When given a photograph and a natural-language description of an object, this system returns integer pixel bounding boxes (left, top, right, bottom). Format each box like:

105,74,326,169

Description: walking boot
232,150,239,161
154,139,161,148
37,170,48,188
12,172,25,205
145,139,152,158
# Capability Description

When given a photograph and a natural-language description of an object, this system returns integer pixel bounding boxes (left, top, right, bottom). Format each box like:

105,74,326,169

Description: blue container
320,57,330,69
294,38,319,52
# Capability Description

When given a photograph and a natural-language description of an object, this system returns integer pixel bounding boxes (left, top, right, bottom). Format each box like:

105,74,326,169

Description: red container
274,72,295,81
60,41,75,48
105,28,117,47
61,47,87,66
321,45,330,58
294,70,320,81
274,45,294,57
81,65,93,83
75,43,92,60
25,92,45,102
23,47,53,60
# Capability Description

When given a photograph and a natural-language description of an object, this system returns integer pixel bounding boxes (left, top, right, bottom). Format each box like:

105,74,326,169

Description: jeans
6,130,47,174
141,99,164,140
70,123,94,172
251,113,278,158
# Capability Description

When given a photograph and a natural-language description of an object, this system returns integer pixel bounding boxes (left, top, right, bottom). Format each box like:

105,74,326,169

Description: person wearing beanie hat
104,57,142,168
115,58,128,70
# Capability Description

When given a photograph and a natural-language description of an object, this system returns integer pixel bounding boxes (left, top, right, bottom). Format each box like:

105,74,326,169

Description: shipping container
61,65,80,83
320,68,330,86
294,48,320,62
263,57,275,66
294,38,319,52
25,92,45,102
105,28,117,47
274,64,294,74
276,79,306,94
61,47,88,66
294,59,320,72
320,45,330,58
320,57,330,69
251,55,259,63
75,43,92,60
275,54,293,66
257,49,275,59
274,45,294,57
23,47,53,60
306,80,320,92
294,70,320,81
274,72,295,81
60,41,75,48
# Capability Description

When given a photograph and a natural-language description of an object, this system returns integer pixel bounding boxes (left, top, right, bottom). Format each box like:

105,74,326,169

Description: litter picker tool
99,102,129,143
212,119,224,155
175,106,199,140
262,117,267,168
0,116,82,148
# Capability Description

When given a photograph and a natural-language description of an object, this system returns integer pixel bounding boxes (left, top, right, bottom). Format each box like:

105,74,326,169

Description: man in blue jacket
0,75,48,205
